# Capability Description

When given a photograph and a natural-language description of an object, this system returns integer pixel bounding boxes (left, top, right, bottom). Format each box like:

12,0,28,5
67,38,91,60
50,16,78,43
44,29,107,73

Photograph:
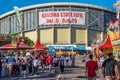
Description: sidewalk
58,55,104,80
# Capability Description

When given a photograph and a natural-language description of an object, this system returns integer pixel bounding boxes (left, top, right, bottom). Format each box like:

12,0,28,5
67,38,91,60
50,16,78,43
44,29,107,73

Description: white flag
14,6,22,28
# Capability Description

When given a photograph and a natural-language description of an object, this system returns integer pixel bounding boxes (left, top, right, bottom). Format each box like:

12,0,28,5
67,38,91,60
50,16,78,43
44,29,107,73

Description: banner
39,11,85,25
14,6,22,28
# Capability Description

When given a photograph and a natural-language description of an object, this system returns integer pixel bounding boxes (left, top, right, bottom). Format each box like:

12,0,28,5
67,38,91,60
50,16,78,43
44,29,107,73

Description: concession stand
99,35,113,54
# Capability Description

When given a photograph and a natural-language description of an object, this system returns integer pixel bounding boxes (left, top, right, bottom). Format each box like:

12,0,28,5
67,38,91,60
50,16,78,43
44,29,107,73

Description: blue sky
0,0,116,15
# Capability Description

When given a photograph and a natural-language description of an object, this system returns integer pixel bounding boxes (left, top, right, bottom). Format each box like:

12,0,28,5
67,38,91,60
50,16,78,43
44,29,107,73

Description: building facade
0,2,116,51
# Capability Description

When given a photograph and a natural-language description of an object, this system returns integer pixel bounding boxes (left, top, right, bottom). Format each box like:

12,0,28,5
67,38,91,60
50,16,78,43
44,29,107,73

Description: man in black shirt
102,53,120,80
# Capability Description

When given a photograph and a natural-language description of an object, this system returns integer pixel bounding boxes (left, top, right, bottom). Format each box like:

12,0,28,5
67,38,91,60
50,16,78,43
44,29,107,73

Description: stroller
12,63,20,76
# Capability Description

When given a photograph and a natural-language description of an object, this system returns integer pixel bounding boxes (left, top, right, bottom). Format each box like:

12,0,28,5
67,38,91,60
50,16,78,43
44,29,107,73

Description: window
23,10,36,30
10,15,20,33
1,18,9,34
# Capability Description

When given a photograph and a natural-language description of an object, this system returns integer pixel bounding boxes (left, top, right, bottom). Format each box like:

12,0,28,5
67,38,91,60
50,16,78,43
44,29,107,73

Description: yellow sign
107,30,114,42
102,48,113,54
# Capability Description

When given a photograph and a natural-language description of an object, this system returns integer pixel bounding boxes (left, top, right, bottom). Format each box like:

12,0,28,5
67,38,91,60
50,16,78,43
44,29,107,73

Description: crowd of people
0,51,75,79
1,50,120,80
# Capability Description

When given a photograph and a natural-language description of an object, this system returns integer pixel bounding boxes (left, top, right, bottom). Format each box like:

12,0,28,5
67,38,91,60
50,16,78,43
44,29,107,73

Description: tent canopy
99,35,112,49
0,37,32,50
33,39,47,50
0,43,32,50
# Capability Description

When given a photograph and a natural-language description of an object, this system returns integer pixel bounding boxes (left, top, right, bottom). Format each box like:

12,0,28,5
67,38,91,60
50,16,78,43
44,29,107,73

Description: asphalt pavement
58,55,105,80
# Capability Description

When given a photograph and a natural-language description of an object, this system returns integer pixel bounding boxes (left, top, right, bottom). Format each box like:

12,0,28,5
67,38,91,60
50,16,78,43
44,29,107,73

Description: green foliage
27,39,34,46
11,32,17,36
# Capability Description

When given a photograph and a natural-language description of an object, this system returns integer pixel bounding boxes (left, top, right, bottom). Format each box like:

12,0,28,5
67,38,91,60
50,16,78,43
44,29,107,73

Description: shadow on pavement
76,76,100,78
76,76,86,78
26,73,55,79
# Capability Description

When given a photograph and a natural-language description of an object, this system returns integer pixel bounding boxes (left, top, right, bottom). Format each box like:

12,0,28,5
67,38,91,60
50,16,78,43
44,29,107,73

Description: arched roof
0,2,115,19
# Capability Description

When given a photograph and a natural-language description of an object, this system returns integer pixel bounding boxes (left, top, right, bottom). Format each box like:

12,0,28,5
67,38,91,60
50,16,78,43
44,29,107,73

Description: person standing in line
102,53,120,80
85,54,98,80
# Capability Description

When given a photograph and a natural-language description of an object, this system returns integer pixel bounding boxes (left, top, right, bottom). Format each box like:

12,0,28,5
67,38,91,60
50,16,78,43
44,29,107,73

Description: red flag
109,20,113,24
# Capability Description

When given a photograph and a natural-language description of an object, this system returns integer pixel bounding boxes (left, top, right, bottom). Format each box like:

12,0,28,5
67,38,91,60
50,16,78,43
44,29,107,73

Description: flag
109,20,113,24
113,19,118,29
14,6,22,28
108,19,118,32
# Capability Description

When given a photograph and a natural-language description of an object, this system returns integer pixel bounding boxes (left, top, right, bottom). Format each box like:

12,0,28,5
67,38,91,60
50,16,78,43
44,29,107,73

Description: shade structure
33,39,47,50
99,35,112,49
18,43,32,49
0,37,32,50
0,43,16,50
0,43,32,50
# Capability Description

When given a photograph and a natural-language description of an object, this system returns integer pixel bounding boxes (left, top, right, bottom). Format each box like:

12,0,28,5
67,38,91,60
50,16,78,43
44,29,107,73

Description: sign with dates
39,11,85,25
